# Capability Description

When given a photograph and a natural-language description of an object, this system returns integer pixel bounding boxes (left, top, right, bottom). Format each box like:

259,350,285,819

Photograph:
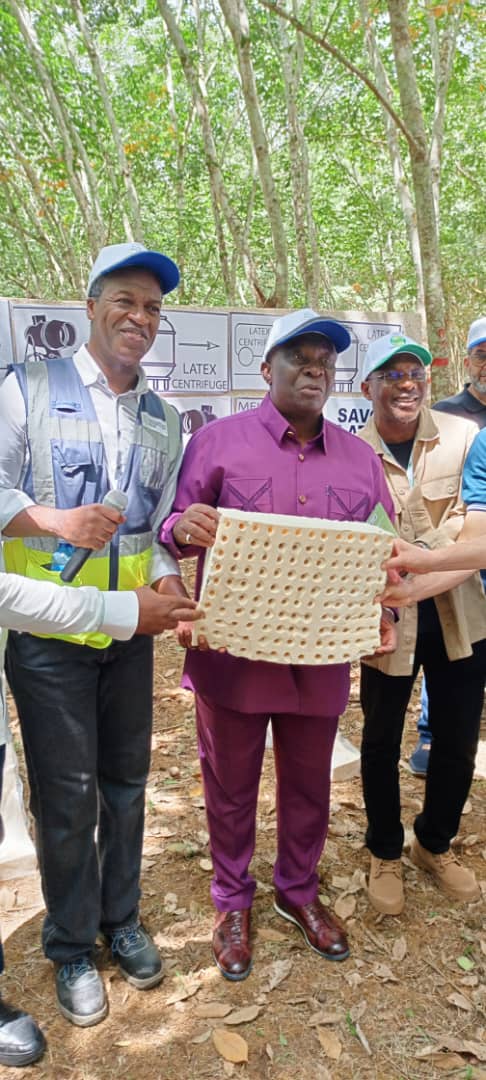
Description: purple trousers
195,694,338,911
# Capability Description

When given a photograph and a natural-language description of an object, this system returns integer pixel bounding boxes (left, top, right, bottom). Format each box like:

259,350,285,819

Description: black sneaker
107,924,163,989
0,998,45,1067
55,957,107,1027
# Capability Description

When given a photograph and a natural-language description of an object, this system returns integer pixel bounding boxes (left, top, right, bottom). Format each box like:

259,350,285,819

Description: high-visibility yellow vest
3,358,181,648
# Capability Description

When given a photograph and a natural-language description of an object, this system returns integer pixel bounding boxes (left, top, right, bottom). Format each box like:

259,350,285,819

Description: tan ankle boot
368,855,404,915
411,839,480,902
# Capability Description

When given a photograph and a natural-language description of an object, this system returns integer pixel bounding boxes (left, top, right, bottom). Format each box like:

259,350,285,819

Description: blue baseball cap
88,242,180,296
263,308,351,360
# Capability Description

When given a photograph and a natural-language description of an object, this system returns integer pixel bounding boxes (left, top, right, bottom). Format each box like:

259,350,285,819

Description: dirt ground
1,629,485,1080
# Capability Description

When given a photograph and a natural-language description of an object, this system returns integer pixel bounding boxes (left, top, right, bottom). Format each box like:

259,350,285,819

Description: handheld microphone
60,490,128,583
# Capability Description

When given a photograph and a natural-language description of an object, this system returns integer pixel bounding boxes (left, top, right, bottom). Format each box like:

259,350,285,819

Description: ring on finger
185,532,191,544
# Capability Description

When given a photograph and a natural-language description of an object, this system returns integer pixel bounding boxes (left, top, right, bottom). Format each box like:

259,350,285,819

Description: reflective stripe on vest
4,358,177,648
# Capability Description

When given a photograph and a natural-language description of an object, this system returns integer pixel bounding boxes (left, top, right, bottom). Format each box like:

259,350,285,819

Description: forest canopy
0,0,484,391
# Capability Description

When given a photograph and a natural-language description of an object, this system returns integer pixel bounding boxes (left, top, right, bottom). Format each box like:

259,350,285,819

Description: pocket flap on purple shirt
220,477,273,512
324,484,369,521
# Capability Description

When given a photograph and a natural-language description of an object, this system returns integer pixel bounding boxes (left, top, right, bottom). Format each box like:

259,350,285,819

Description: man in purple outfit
160,309,397,980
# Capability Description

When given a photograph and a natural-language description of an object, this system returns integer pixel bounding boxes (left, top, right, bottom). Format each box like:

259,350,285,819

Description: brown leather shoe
212,909,252,981
274,893,350,961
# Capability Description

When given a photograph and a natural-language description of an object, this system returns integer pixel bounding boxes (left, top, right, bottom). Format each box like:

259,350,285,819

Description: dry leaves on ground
212,1027,249,1063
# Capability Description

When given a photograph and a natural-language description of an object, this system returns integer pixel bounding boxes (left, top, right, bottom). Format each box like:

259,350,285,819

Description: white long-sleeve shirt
0,564,138,639
0,345,180,582
0,564,139,747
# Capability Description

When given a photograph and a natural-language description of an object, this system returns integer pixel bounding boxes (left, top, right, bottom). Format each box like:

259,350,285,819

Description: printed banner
1,300,422,417
167,395,232,444
232,395,265,414
142,310,229,394
324,395,373,434
230,314,276,391
230,313,406,393
9,302,90,365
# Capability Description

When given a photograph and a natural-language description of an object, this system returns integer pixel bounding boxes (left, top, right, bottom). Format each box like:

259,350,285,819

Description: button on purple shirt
160,395,394,716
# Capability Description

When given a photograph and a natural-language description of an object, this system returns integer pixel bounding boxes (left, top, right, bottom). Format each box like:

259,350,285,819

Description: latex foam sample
195,509,394,664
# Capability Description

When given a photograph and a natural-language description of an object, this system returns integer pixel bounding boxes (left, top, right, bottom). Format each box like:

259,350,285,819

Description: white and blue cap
262,308,351,361
362,331,432,381
88,242,180,296
467,316,486,350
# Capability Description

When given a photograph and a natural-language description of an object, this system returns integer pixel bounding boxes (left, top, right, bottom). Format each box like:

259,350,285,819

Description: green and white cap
362,331,432,381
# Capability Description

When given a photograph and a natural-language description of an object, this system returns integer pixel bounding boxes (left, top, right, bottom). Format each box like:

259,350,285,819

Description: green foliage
0,0,484,350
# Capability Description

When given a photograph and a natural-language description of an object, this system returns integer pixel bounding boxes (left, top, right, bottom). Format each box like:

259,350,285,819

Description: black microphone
60,490,128,583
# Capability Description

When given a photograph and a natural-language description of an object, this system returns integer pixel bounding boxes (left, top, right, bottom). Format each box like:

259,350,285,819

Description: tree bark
69,0,144,242
165,54,195,303
359,0,425,321
260,0,453,392
0,116,84,293
6,0,105,257
426,4,464,228
1,181,58,296
157,0,267,304
271,6,321,306
386,0,450,395
218,0,288,306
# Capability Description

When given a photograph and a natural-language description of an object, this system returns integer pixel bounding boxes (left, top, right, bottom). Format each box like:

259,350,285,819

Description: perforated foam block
195,508,394,664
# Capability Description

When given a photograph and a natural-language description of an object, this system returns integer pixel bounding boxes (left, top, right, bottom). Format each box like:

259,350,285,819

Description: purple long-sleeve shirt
160,394,394,716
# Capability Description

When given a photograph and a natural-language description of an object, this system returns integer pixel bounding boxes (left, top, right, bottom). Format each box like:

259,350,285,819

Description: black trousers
360,632,486,860
6,631,153,963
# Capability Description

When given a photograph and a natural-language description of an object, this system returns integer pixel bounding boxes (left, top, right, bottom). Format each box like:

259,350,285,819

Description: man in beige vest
358,332,486,915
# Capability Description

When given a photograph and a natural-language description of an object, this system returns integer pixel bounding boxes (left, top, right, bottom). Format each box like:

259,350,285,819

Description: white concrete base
330,732,361,782
265,726,360,783
474,739,486,780
0,735,37,880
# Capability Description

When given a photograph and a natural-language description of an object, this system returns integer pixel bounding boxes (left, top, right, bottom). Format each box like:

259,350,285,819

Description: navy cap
263,308,351,360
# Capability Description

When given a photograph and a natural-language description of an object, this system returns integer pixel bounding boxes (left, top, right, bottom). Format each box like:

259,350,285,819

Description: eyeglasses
291,350,336,372
469,352,486,368
370,368,427,384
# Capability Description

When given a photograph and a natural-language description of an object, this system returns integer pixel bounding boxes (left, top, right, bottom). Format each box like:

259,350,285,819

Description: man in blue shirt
410,315,486,775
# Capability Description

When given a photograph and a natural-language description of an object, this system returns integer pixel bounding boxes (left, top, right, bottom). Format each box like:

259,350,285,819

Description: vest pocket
24,552,66,587
52,445,100,505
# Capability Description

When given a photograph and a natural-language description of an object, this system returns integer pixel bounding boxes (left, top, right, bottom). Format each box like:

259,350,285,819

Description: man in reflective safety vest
0,243,188,1027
